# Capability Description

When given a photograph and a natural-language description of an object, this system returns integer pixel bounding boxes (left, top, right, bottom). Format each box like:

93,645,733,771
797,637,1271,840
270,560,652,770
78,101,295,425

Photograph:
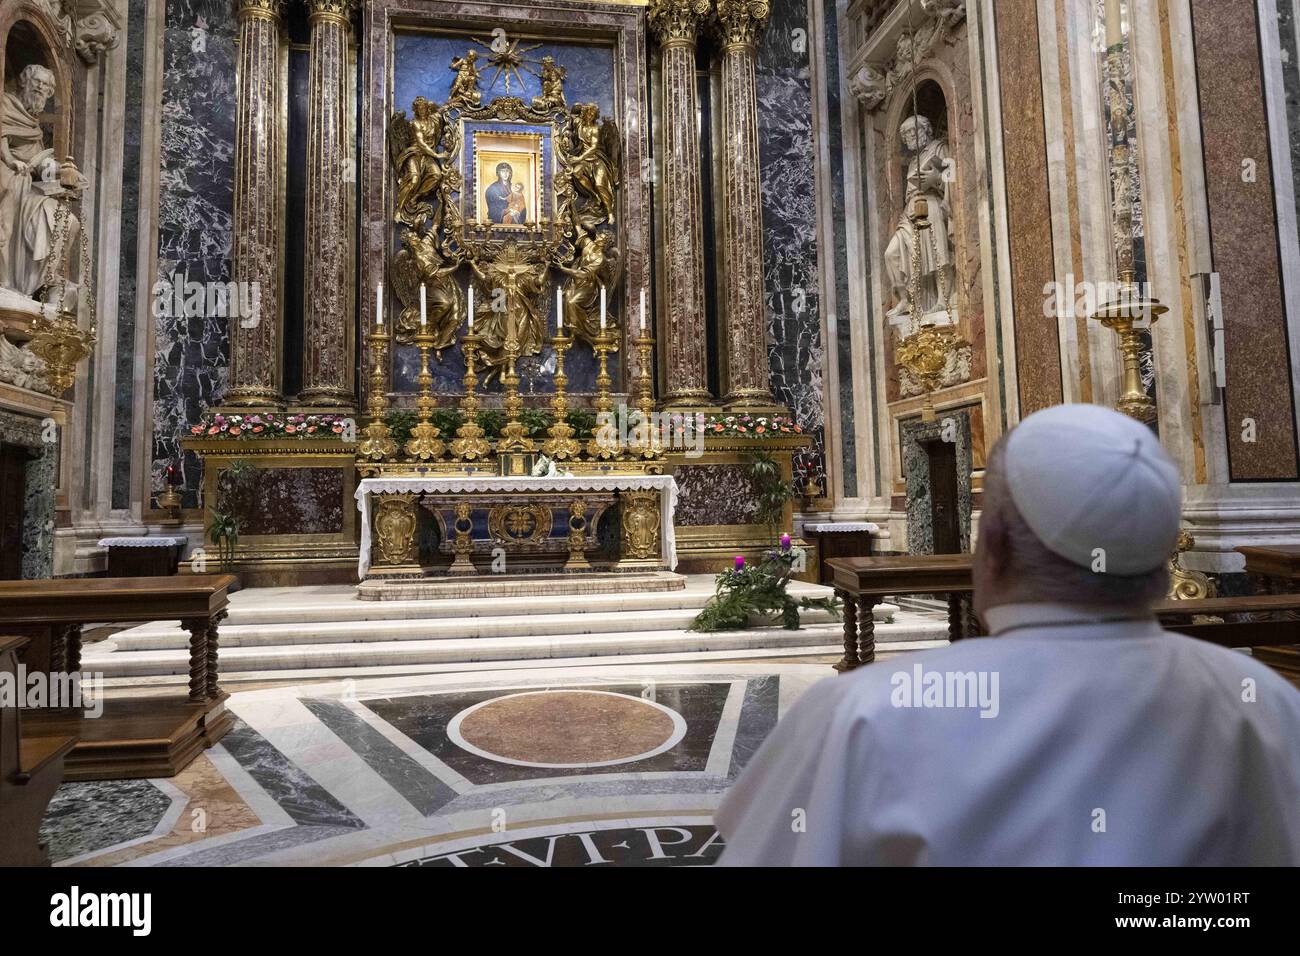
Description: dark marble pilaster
299,0,356,407
649,0,713,406
715,0,776,408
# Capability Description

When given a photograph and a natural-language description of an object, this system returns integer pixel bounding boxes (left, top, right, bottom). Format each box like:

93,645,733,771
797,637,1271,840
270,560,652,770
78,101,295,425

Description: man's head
496,162,513,185
18,64,55,115
899,114,932,153
973,403,1182,619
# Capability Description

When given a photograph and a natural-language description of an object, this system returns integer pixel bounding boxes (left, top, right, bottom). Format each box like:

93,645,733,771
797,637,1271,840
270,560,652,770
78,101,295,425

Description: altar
357,474,679,580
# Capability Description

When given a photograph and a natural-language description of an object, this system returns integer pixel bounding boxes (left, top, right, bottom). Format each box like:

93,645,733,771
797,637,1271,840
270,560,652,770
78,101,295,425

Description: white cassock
714,603,1300,866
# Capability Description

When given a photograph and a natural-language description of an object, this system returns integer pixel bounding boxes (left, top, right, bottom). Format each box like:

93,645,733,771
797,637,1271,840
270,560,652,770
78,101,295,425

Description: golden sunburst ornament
472,33,545,96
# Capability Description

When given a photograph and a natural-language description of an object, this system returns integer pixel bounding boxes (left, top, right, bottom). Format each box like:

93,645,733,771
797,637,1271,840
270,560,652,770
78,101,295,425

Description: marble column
648,0,712,407
299,0,355,408
225,0,284,408
714,0,776,409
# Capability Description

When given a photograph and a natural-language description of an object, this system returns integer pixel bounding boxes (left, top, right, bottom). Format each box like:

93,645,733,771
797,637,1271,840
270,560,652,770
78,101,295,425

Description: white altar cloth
355,474,680,578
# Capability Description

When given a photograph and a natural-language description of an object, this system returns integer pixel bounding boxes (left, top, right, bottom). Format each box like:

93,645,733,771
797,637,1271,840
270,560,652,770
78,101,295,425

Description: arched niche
0,5,74,158
881,63,960,224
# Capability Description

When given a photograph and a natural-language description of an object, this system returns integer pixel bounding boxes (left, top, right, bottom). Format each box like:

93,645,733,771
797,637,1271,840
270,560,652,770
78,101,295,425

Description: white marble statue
0,64,84,301
0,334,50,392
884,114,955,324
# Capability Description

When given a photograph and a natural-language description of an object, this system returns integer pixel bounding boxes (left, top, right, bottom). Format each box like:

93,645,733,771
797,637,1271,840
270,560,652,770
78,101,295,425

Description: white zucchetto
1004,403,1181,575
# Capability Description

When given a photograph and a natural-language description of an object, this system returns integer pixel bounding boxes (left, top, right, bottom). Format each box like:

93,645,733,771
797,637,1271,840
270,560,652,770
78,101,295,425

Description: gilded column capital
305,0,356,26
712,0,770,51
233,0,284,23
647,0,712,48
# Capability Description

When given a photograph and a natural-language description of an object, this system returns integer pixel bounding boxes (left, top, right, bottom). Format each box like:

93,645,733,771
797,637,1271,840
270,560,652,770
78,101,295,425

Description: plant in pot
207,458,257,587
690,536,840,632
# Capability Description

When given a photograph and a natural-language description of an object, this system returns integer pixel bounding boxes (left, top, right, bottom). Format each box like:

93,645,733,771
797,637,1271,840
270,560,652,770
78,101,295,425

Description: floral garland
699,413,802,438
190,412,350,439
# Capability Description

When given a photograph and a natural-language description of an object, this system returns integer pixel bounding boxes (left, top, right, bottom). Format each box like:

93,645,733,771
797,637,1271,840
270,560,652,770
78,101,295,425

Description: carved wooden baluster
48,624,66,675
947,592,964,641
857,596,880,665
64,624,82,674
834,590,859,672
182,617,208,704
206,611,227,699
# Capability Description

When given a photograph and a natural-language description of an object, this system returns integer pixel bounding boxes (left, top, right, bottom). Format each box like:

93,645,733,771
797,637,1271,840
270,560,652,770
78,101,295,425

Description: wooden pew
0,636,77,866
0,575,236,780
826,554,1300,672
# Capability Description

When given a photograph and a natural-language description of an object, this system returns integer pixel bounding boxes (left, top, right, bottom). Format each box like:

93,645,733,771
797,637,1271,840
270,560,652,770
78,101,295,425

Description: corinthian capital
648,0,712,47
306,0,356,23
233,0,283,22
712,0,770,49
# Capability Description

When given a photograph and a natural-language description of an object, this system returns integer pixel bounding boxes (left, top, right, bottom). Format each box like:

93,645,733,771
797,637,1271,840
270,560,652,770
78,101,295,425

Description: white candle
419,283,427,327
600,285,606,330
1105,0,1121,45
639,288,647,331
556,285,563,332
467,284,474,330
376,283,384,326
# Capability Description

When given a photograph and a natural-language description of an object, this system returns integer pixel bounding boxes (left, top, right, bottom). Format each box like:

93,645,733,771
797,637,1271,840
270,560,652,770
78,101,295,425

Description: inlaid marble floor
40,661,843,867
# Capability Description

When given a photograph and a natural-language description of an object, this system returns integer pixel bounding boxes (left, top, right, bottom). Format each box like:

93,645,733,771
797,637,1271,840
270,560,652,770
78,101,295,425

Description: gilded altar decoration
620,489,661,560
488,503,552,546
376,45,633,476
1168,530,1215,601
374,494,418,567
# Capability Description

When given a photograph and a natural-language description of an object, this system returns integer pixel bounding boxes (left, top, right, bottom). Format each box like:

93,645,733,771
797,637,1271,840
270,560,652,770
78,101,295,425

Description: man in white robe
715,404,1300,865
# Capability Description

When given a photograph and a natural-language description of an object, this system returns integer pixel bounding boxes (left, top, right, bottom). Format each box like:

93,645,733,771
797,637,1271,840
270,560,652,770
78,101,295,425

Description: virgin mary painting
484,162,528,225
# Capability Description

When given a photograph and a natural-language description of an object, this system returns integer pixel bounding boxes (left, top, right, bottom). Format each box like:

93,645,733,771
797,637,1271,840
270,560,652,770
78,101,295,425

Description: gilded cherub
447,51,482,109
531,55,567,112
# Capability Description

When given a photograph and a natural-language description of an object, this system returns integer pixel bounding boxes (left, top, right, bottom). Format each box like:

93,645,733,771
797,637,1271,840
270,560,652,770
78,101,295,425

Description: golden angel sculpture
389,229,464,354
447,52,483,109
388,97,448,229
568,103,620,228
555,231,620,347
532,56,568,112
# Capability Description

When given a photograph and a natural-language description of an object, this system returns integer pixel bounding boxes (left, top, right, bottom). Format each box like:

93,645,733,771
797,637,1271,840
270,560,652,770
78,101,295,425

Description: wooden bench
0,636,77,866
0,575,236,780
826,554,1300,672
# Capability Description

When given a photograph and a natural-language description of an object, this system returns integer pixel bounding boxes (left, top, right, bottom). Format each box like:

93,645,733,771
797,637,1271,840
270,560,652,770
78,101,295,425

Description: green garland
690,546,841,632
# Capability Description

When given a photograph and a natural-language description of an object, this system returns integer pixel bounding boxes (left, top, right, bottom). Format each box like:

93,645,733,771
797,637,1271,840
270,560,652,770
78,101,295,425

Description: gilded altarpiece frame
360,0,653,408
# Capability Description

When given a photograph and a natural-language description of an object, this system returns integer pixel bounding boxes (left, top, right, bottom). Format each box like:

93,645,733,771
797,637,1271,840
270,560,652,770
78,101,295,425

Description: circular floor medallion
447,689,687,769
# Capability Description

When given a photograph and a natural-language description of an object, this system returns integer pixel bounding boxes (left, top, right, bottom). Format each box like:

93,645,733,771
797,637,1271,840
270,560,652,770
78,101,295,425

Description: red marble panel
1190,0,1300,480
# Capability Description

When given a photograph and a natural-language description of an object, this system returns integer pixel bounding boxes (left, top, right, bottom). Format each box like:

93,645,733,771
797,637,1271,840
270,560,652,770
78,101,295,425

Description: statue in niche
884,114,954,323
568,103,620,228
389,228,463,354
469,241,548,381
0,63,85,301
532,56,567,112
447,51,482,110
389,97,448,229
555,231,620,347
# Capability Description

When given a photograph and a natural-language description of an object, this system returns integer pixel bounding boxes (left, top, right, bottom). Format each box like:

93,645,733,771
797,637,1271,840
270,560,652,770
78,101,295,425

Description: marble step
83,620,942,677
99,604,857,651
173,580,848,628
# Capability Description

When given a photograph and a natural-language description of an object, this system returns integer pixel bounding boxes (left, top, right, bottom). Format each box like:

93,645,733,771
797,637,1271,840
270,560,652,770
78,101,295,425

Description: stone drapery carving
225,0,285,408
647,0,711,406
299,0,356,407
0,64,86,302
850,0,966,111
36,1,121,64
884,114,955,321
713,0,775,408
0,335,51,393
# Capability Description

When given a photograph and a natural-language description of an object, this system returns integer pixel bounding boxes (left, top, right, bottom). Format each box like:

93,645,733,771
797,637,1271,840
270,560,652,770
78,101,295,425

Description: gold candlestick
542,331,581,460
451,333,492,460
358,326,397,460
497,338,535,453
586,328,620,459
404,328,445,460
629,330,662,458
1092,270,1165,424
